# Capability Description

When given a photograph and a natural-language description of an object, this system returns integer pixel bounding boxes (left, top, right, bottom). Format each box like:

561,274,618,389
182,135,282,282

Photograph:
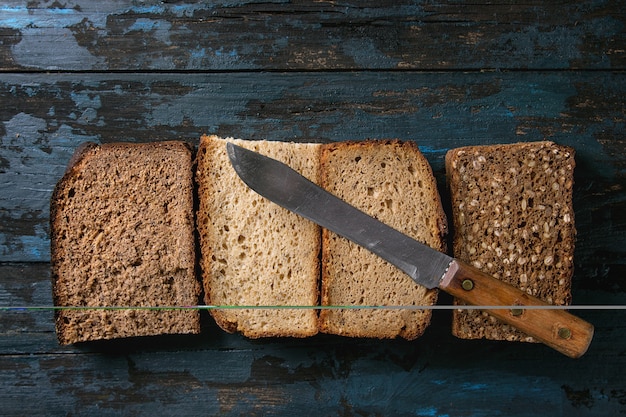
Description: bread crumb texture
446,141,575,342
51,142,201,345
196,135,321,338
319,140,447,340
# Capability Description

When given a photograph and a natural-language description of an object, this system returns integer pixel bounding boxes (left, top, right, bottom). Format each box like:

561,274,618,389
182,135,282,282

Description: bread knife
226,143,594,358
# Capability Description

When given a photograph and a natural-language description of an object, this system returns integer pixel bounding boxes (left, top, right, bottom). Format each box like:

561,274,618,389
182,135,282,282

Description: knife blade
226,142,594,358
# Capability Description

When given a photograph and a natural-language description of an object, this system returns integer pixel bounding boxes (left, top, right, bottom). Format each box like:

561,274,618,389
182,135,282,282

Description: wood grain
0,264,625,415
1,73,623,291
0,1,625,415
440,260,594,358
0,1,624,71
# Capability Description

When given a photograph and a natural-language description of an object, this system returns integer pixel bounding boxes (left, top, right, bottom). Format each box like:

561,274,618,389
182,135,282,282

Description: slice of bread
446,141,576,342
196,135,321,338
50,141,201,345
318,140,447,340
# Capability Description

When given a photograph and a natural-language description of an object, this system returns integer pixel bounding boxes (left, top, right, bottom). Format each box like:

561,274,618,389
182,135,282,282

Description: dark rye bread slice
50,141,201,345
319,140,447,340
196,135,321,338
446,141,576,342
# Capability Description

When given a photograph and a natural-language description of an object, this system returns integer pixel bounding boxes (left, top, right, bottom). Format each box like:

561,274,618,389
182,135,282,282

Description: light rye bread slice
196,135,321,338
319,140,447,340
446,141,576,342
50,141,201,345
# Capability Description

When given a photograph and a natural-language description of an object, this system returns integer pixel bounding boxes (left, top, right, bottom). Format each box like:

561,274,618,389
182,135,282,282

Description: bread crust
446,141,576,342
318,139,447,340
50,142,98,309
51,141,201,344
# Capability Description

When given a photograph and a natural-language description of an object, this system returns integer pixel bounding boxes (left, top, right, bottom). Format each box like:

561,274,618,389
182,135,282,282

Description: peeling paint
125,18,172,45
11,27,104,70
342,38,399,68
0,4,83,29
2,2,623,71
0,113,98,261
0,3,624,416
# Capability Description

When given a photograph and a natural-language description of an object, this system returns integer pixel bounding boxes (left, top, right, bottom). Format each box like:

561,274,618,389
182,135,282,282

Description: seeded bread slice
446,141,576,342
196,135,321,338
50,141,201,345
318,140,447,340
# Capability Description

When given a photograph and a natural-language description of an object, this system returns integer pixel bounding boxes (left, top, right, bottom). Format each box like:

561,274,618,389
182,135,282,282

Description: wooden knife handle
440,259,594,359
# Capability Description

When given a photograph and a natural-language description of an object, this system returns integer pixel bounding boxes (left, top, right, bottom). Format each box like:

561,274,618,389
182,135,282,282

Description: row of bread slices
51,135,575,345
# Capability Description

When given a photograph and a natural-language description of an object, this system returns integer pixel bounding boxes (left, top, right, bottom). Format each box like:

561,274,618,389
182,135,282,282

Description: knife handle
439,259,594,359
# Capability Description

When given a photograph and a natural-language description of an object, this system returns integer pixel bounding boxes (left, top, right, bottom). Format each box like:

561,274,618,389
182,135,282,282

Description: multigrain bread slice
50,141,201,345
196,135,321,338
446,141,576,342
318,140,447,340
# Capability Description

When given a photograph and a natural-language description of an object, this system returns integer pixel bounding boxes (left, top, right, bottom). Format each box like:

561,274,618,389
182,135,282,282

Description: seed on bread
446,141,576,343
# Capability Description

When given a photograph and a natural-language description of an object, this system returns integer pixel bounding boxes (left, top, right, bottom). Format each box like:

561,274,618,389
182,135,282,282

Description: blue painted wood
0,1,624,71
0,1,624,415
0,265,624,416
1,73,624,295
1,266,625,416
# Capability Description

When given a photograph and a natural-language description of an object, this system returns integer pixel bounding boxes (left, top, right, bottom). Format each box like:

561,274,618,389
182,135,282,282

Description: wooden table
1,1,625,415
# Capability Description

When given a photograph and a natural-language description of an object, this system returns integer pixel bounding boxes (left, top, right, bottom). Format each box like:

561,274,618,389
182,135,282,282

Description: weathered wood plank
0,0,623,71
1,1,623,415
0,263,53,337
1,264,625,415
1,71,624,299
3,345,625,416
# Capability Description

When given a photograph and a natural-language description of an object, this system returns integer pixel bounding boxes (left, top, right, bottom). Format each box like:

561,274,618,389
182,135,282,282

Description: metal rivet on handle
558,327,572,340
510,308,524,317
461,279,474,291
